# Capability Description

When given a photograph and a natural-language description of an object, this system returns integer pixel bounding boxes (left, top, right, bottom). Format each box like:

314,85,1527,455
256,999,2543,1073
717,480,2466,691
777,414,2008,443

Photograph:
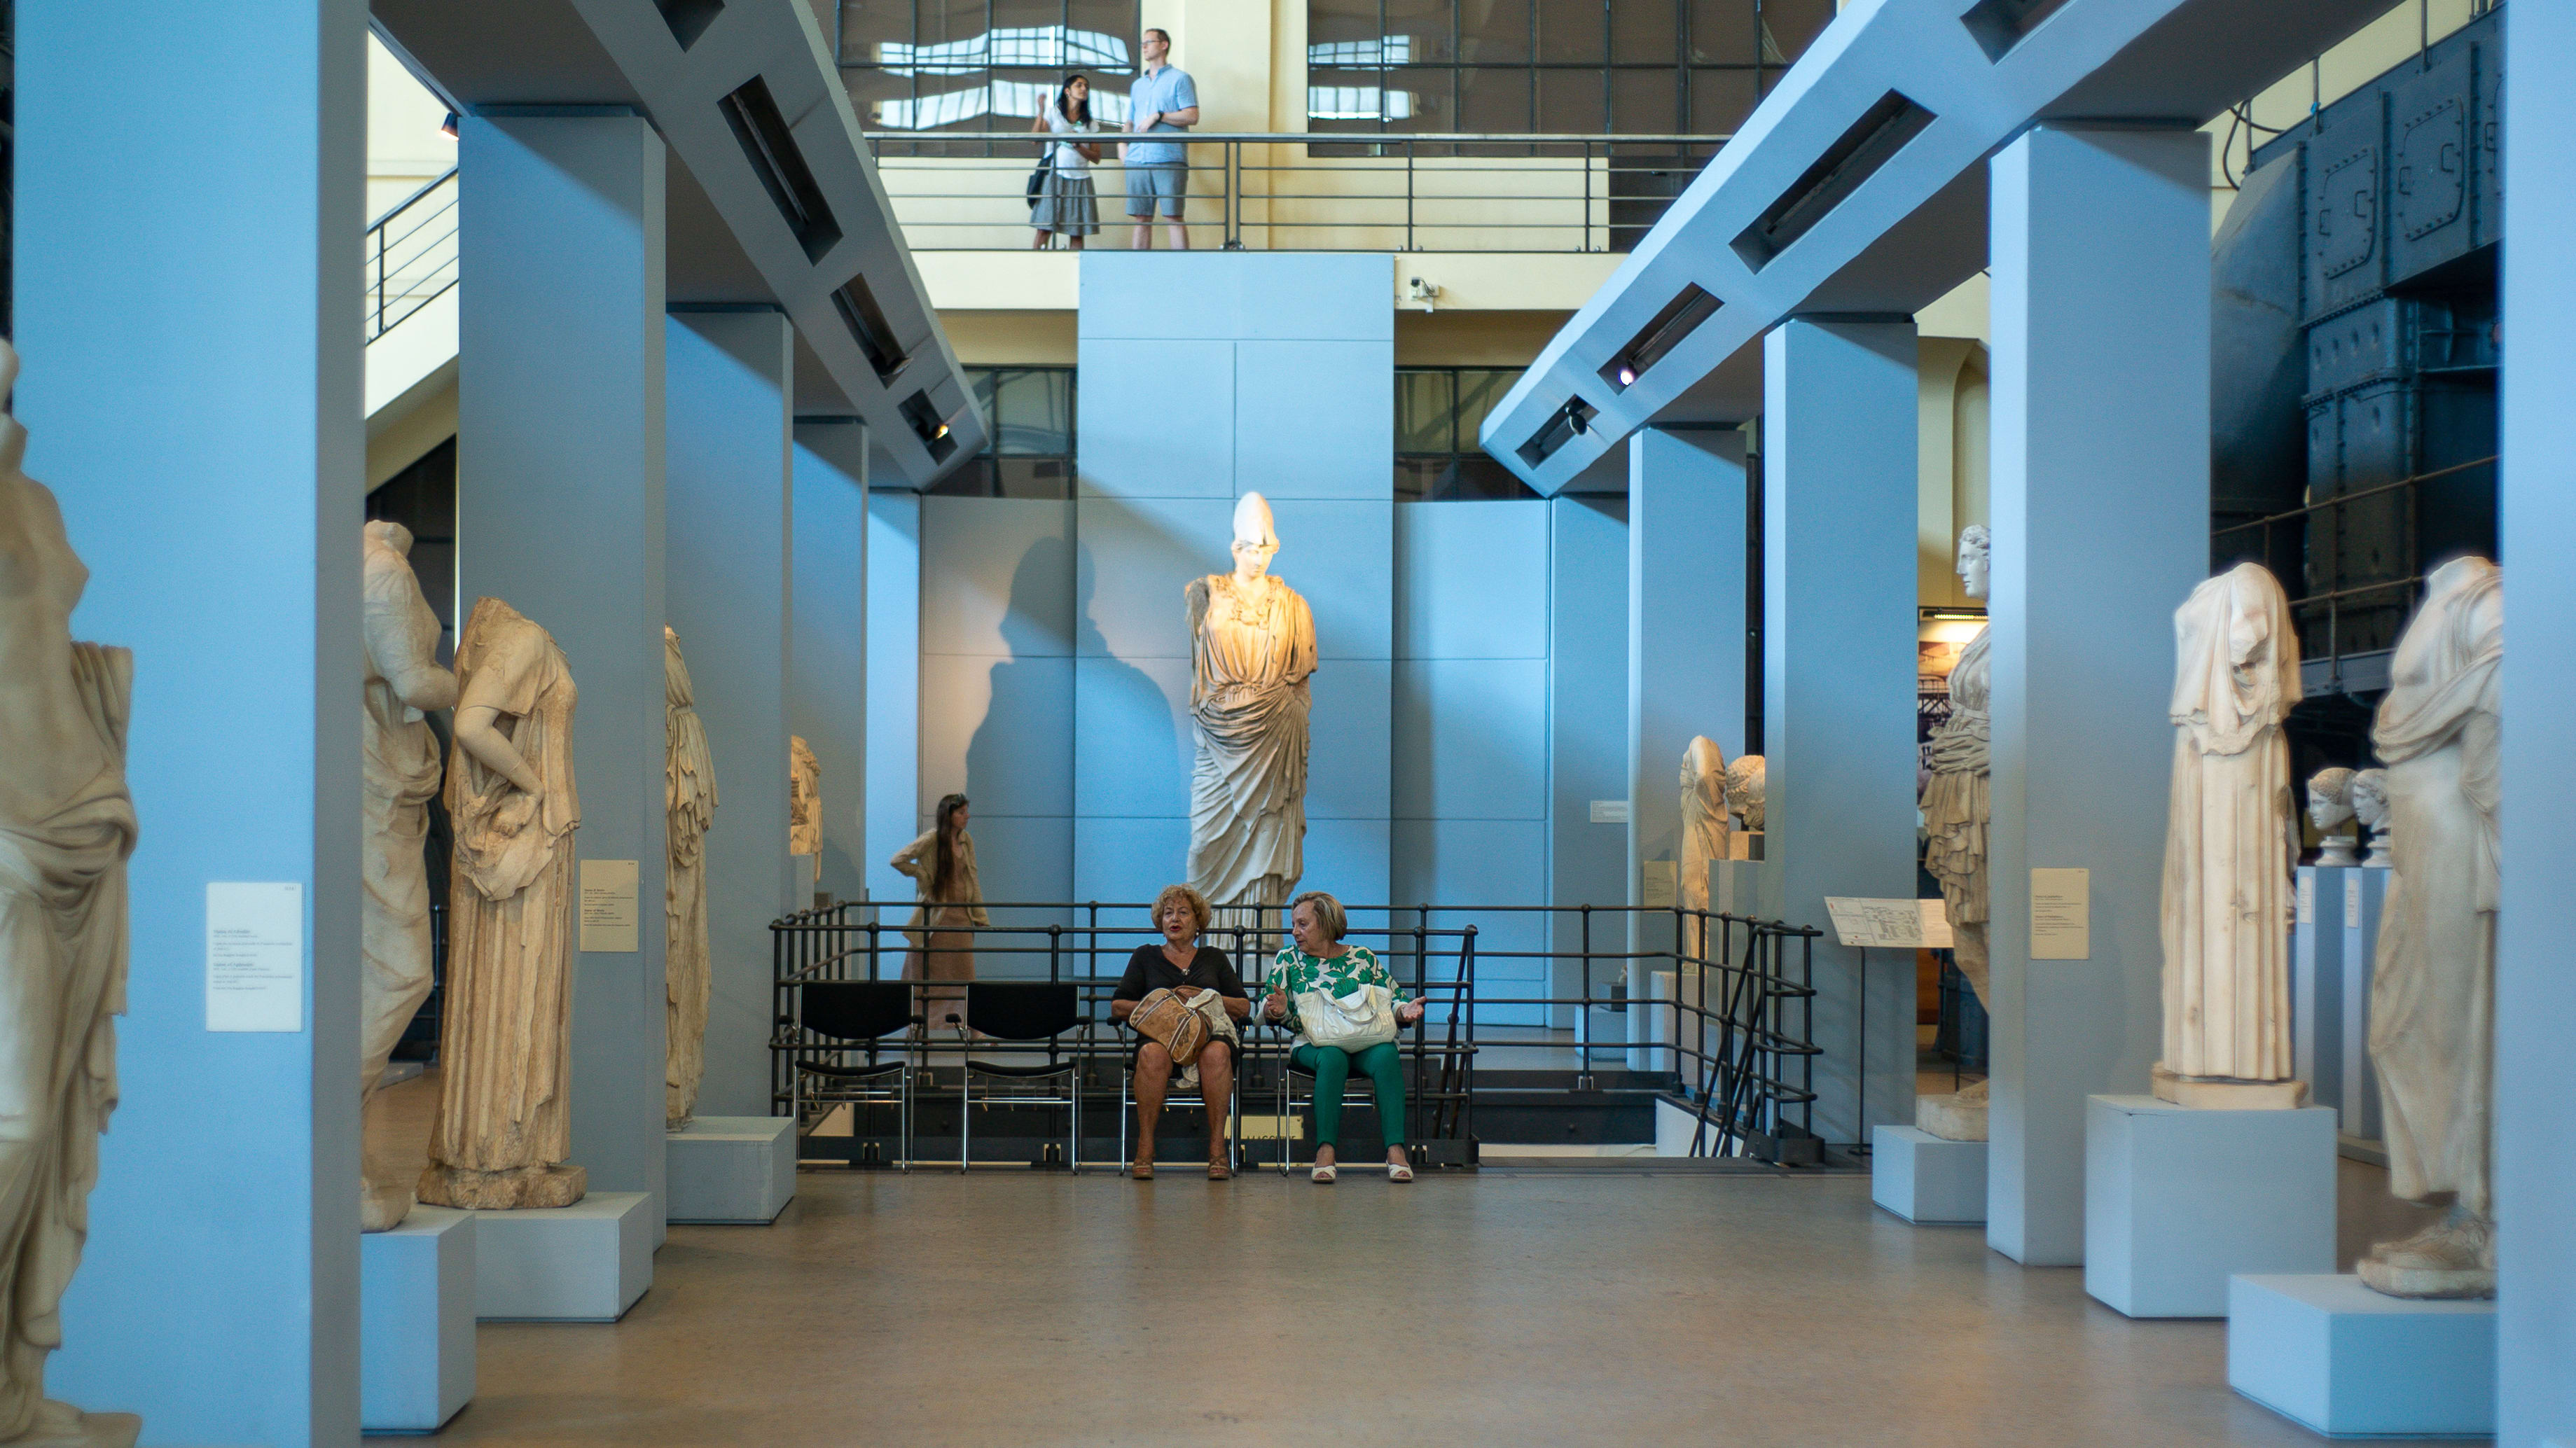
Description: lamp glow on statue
1185,493,1317,932
1917,525,1991,1140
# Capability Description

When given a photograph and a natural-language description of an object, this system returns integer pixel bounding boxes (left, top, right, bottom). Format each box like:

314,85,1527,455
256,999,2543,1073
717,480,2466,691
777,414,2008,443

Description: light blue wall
25,0,366,1442
666,309,793,1118
864,490,920,924
2495,7,2576,1442
1550,496,1630,1027
453,113,671,1225
792,421,871,907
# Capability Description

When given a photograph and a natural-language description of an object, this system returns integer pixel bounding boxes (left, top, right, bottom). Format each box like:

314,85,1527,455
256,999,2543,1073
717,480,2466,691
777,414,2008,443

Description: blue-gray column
865,489,922,915
793,420,871,907
1549,495,1628,1029
1762,318,1920,1147
2497,4,2576,1441
666,309,793,1119
1984,127,2210,1265
25,1,364,1441
1626,428,1746,1042
455,113,670,1225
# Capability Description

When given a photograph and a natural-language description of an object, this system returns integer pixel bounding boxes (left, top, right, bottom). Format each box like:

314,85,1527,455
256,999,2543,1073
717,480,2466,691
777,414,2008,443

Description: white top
1046,109,1097,175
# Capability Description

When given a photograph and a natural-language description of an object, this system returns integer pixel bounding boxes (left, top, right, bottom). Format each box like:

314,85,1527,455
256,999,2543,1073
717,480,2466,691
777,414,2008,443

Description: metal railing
863,132,1729,252
769,898,1820,1167
366,168,459,344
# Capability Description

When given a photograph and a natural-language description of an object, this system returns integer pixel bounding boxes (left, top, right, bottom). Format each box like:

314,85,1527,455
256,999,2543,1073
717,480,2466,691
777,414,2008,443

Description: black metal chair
788,980,917,1169
955,982,1089,1172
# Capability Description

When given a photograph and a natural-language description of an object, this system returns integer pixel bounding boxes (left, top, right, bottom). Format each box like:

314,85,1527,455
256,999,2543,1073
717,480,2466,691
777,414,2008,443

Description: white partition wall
865,489,922,912
1983,127,2210,1266
1762,319,1920,1146
666,309,794,1118
2496,4,2576,1441
1549,496,1630,1028
456,113,671,1225
793,421,871,907
23,1,364,1441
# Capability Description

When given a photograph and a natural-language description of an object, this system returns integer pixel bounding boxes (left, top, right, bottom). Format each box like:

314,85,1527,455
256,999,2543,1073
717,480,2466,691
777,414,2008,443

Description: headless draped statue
1678,736,1731,914
2360,556,2500,1299
789,734,820,858
1186,493,1317,924
665,627,717,1129
359,522,459,1230
1918,527,1992,1140
420,597,586,1211
0,342,144,1448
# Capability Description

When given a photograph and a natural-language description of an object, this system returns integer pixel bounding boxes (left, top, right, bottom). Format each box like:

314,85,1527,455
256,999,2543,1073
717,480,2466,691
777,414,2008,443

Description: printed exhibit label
207,881,305,1032
581,859,642,952
2029,868,2091,960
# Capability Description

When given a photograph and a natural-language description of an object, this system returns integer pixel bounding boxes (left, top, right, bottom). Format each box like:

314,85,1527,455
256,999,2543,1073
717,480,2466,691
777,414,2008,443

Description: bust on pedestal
2306,767,2360,867
2350,768,2395,869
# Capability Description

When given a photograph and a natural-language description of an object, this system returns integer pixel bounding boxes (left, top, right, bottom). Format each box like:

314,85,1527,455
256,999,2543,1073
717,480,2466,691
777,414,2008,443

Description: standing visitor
1123,27,1197,250
1029,74,1102,250
892,793,987,1033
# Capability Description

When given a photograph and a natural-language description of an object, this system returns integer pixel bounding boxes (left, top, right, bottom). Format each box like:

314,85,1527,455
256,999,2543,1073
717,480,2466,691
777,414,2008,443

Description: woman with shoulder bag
1111,884,1249,1179
1263,890,1424,1183
1028,74,1102,249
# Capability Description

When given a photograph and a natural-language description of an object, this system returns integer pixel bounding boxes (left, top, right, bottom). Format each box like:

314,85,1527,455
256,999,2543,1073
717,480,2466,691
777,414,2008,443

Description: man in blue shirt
1122,27,1198,250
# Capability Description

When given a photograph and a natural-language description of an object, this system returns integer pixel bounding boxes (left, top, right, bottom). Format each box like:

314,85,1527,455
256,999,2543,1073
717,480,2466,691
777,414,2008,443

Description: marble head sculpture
2154,562,2304,1108
1955,524,1990,599
1677,736,1732,913
0,339,144,1444
1186,491,1317,924
2350,767,2394,867
1724,754,1766,832
2308,767,2360,867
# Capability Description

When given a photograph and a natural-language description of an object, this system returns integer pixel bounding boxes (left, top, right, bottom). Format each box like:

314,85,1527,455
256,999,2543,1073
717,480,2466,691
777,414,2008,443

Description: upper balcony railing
864,132,1729,253
366,168,459,344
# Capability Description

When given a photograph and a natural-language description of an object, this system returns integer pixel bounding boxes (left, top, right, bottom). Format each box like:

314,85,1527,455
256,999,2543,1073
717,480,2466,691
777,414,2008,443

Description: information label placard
580,859,642,953
207,881,305,1032
2030,868,2091,960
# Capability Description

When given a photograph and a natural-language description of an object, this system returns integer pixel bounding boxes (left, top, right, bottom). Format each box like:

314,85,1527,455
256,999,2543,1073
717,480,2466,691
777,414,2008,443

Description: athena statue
359,522,459,1230
420,597,587,1211
0,341,142,1443
1917,525,1993,1139
2360,556,2501,1298
665,627,718,1129
1185,493,1317,925
2154,562,2303,1104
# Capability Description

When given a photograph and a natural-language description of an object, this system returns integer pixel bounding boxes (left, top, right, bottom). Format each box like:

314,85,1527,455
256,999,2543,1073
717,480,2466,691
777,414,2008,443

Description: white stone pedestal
1871,1125,1986,1225
2084,1095,2335,1318
2338,869,2390,1141
361,1205,476,1432
667,1115,797,1224
2228,1274,2496,1437
472,1191,654,1322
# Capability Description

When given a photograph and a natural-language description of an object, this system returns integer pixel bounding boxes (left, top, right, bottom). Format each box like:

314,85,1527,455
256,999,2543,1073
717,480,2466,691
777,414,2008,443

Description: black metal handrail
366,167,459,343
861,131,1731,253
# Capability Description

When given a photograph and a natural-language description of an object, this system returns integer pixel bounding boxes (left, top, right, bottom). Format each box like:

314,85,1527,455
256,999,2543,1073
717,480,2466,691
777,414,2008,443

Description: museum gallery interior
1,0,2570,1444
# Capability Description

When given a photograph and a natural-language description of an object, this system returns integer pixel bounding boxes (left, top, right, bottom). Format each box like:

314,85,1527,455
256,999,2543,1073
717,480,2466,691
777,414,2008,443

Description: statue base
2357,1214,2498,1300
1915,1080,1988,1141
13,1407,140,1448
417,1161,587,1211
2150,1064,2309,1110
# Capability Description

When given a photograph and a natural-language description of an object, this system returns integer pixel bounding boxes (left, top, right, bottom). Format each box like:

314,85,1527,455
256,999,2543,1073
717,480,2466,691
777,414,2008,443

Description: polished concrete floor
384,1153,2473,1448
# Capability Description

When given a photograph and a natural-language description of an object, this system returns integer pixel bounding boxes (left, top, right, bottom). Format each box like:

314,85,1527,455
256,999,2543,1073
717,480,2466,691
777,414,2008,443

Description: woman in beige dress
420,597,586,1210
892,793,985,1031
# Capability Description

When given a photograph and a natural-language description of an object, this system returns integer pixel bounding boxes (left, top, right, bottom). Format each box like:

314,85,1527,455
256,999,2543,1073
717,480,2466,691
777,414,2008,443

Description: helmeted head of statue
1231,491,1280,580
1956,524,1991,601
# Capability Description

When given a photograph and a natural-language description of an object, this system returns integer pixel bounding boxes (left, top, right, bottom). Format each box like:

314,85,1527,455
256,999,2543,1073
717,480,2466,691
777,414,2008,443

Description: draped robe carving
1184,573,1317,913
665,627,717,1129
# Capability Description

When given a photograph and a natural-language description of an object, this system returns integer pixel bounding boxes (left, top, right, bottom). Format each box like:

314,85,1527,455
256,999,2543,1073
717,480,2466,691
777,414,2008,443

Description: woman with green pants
1262,891,1425,1183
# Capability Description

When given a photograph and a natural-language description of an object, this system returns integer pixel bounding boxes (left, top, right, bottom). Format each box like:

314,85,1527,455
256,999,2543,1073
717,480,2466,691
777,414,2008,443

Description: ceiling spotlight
1568,410,1588,436
440,111,460,139
1616,363,1637,388
934,423,951,440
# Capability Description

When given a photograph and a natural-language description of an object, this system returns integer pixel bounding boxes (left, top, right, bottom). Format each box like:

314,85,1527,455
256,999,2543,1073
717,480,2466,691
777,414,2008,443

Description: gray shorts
1125,162,1186,217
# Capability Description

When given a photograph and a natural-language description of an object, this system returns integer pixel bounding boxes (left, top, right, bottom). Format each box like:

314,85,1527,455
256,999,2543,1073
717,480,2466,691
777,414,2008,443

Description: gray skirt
1032,171,1098,236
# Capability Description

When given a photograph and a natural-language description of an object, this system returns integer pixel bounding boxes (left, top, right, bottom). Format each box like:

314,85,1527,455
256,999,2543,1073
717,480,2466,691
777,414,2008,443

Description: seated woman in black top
1111,884,1250,1180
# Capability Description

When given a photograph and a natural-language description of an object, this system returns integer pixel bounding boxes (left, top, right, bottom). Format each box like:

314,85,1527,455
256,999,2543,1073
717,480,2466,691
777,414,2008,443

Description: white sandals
1310,1162,1337,1183
1387,1160,1414,1183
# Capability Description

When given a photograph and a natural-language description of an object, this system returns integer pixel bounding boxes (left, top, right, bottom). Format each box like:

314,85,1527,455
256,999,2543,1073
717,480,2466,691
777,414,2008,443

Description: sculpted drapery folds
665,627,718,1129
1677,736,1731,914
2156,562,2303,1093
1186,493,1317,917
0,341,139,1443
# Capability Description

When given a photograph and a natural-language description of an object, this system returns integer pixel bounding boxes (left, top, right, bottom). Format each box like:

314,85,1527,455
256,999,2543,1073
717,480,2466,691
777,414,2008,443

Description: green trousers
1292,1041,1406,1149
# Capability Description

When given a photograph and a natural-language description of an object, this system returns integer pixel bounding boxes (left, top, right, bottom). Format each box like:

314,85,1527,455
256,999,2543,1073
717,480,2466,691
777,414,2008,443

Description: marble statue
1185,492,1317,925
2152,562,2305,1109
665,627,717,1130
2350,767,2395,868
789,734,819,858
359,522,459,1231
1678,736,1732,914
418,597,587,1211
1918,524,1993,1140
2359,556,2500,1299
2307,767,2360,868
0,342,145,1448
1724,755,1766,834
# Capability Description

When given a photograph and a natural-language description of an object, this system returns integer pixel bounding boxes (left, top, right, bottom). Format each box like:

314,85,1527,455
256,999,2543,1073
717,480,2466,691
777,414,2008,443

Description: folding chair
788,980,917,1169
956,982,1088,1172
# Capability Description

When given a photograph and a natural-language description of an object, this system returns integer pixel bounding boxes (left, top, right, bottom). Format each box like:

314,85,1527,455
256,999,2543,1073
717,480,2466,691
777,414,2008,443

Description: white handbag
1296,982,1398,1050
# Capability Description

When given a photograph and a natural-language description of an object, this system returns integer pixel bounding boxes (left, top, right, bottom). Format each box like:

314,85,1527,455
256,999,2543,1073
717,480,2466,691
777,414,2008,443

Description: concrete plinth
1871,1125,1987,1225
361,1205,476,1432
2228,1274,2496,1437
667,1115,797,1224
2085,1095,2335,1318
473,1191,654,1322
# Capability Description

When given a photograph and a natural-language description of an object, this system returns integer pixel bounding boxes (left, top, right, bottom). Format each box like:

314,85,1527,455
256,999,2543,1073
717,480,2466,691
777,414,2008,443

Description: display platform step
472,1191,653,1322
2229,1274,2495,1438
361,1204,476,1432
2085,1095,2334,1318
668,1115,796,1224
1871,1125,1986,1225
